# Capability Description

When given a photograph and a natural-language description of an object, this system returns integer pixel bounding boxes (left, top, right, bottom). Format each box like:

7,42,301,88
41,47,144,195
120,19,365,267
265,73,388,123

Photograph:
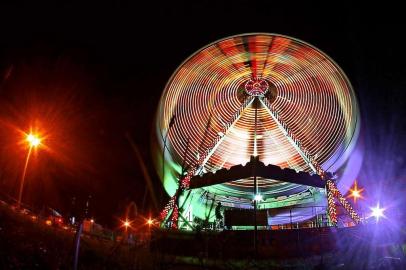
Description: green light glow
152,33,360,228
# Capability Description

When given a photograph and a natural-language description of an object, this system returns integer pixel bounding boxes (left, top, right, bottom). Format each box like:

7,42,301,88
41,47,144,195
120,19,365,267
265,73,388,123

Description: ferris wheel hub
244,78,269,96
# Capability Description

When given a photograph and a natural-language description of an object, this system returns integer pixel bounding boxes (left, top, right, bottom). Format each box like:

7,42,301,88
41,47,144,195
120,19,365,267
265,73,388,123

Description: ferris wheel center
244,78,269,96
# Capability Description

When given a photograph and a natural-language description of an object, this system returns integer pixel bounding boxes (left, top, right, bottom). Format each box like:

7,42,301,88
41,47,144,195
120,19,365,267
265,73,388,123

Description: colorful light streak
156,33,360,224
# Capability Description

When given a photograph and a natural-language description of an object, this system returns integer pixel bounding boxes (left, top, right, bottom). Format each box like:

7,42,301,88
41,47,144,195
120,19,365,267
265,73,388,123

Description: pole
17,146,32,208
253,97,258,256
290,208,293,229
73,221,83,270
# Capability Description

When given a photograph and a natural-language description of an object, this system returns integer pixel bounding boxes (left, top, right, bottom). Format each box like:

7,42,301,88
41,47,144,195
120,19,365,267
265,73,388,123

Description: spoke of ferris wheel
259,97,360,224
195,96,255,175
159,97,254,221
258,97,317,173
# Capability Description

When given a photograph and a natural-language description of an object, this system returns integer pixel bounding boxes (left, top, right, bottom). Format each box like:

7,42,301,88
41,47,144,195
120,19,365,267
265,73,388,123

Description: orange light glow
123,220,130,227
45,220,52,226
147,218,153,225
348,180,364,203
26,133,41,147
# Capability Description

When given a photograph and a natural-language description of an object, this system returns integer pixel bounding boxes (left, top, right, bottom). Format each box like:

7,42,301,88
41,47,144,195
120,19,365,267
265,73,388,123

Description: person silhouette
215,202,223,229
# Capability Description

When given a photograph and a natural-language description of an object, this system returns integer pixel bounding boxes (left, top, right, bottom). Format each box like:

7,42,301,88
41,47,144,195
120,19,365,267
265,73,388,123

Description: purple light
370,203,385,222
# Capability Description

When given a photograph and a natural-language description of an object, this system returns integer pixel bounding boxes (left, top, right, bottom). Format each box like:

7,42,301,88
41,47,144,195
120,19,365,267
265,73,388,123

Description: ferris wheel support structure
159,96,255,228
259,97,361,225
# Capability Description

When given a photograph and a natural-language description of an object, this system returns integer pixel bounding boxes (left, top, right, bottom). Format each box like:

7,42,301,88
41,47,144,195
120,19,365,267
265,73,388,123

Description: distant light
123,220,130,227
26,133,41,147
348,180,364,203
370,203,385,221
45,220,52,226
147,218,153,225
254,194,263,202
90,219,94,223
352,190,360,198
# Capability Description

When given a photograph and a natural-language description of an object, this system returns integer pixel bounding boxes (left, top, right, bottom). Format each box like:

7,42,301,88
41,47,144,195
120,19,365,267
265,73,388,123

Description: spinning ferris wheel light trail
155,33,362,229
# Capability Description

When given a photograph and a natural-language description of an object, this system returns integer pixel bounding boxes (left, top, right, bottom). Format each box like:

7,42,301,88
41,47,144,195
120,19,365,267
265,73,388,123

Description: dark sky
0,2,404,227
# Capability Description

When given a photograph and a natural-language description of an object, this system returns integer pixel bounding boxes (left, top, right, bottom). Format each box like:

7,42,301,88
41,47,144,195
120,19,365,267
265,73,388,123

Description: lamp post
253,98,259,256
17,133,41,208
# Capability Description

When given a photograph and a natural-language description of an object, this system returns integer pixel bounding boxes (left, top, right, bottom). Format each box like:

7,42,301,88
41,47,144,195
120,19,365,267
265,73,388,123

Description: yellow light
123,220,130,227
45,220,52,226
147,218,153,225
352,190,360,198
26,133,41,147
348,180,364,203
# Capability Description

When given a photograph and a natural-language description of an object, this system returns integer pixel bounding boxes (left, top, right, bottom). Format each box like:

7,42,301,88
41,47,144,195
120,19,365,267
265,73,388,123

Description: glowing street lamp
147,218,154,226
17,132,42,208
27,134,41,147
121,219,132,232
348,180,364,203
123,220,130,227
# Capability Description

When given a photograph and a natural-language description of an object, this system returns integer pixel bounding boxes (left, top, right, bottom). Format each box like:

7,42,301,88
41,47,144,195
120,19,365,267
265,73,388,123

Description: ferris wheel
155,33,361,228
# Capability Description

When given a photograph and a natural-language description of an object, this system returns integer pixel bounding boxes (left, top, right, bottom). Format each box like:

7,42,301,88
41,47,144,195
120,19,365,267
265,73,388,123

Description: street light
123,220,130,228
121,219,132,233
27,134,41,147
348,180,364,203
17,132,42,208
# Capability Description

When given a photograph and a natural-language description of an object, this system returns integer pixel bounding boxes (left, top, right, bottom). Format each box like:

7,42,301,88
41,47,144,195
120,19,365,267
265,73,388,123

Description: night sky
0,2,404,227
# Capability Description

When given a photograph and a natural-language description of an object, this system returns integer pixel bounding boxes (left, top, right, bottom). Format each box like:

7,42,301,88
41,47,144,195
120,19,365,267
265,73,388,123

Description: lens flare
348,180,364,203
147,218,154,225
26,133,41,147
370,203,385,222
254,194,263,202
